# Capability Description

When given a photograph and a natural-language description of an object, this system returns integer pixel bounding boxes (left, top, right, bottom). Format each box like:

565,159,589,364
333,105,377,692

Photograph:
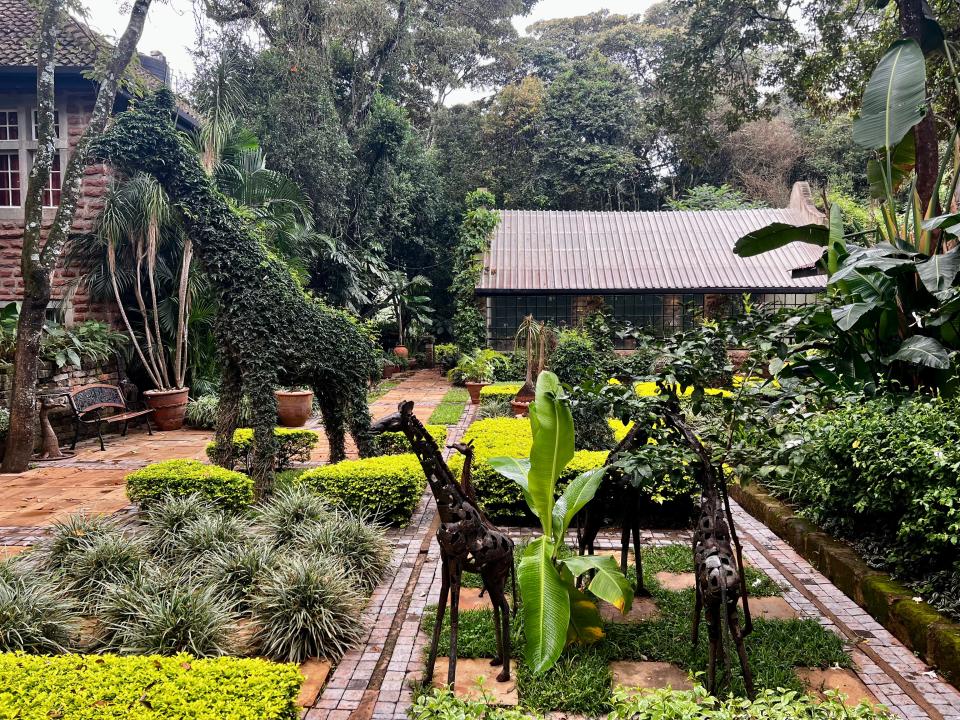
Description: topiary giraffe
93,90,377,497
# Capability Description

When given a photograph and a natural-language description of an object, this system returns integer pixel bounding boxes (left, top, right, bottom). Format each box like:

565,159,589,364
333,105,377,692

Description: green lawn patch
368,379,401,402
428,387,470,425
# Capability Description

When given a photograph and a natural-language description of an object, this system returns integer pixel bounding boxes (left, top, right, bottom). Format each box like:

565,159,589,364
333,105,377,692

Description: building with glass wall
476,183,828,350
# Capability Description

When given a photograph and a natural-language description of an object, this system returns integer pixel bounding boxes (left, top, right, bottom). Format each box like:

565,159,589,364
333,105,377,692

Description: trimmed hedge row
206,428,319,473
126,460,253,510
374,424,447,455
0,652,302,719
298,454,426,526
448,418,608,521
479,382,523,399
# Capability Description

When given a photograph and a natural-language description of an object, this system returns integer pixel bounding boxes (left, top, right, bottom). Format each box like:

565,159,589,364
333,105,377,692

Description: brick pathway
0,369,451,545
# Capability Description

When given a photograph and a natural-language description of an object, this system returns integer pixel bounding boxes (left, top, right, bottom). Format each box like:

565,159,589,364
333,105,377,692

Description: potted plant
382,356,397,380
512,315,550,416
455,349,497,404
275,386,314,427
375,272,434,360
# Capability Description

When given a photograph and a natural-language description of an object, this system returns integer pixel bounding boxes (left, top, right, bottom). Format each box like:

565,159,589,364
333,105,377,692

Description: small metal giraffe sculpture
371,402,515,687
578,421,653,596
663,409,755,697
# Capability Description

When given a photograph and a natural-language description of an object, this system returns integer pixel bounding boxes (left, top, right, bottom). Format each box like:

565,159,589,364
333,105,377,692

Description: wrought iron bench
67,384,153,451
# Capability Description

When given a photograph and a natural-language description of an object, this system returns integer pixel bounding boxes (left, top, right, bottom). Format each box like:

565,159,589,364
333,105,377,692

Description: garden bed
732,482,960,689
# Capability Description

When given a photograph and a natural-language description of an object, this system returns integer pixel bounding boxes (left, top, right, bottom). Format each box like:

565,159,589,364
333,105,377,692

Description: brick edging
731,482,960,689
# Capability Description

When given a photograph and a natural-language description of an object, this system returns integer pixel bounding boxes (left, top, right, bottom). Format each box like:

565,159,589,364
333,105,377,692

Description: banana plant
489,372,633,675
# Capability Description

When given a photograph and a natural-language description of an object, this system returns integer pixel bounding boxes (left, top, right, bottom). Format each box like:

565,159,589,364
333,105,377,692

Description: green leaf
733,223,828,258
527,372,574,536
489,457,536,516
551,467,605,544
852,39,926,150
826,204,846,277
866,132,916,199
560,554,633,612
916,248,960,295
922,212,960,236
831,303,873,331
884,335,951,369
565,581,604,646
518,538,570,675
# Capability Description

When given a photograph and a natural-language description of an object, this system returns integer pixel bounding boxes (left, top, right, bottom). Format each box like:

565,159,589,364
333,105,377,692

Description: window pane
0,153,20,206
0,111,17,141
44,153,62,207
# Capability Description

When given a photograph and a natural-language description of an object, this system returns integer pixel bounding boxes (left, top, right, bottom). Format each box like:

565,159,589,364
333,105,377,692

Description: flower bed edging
731,482,960,690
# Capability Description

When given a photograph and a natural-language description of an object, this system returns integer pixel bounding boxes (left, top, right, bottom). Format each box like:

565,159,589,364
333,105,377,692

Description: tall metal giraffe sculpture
371,401,515,687
663,408,754,697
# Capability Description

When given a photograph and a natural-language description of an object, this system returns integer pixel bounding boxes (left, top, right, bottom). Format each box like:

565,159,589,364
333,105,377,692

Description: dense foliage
206,428,319,473
0,653,303,720
373,424,447,455
125,459,254,510
297,454,428,526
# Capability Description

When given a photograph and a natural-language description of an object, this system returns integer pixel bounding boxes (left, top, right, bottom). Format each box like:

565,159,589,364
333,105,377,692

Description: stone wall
0,358,121,448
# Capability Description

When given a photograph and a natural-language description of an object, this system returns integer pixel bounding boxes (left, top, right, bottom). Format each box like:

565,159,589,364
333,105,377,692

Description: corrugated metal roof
478,201,827,294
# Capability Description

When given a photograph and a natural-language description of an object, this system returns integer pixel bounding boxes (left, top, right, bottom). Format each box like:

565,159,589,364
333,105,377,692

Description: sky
84,0,655,99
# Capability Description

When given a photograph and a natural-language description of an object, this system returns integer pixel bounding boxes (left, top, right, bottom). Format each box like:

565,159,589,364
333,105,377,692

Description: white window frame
0,95,69,218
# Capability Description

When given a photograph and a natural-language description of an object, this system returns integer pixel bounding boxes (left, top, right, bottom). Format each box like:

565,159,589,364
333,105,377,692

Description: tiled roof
477,183,828,294
0,0,103,68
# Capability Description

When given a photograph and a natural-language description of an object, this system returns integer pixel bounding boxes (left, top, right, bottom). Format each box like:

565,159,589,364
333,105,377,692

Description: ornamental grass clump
39,513,120,571
165,512,251,566
198,539,277,610
59,532,151,606
98,578,236,657
252,484,332,547
296,510,391,593
251,554,365,662
0,576,80,653
140,493,215,557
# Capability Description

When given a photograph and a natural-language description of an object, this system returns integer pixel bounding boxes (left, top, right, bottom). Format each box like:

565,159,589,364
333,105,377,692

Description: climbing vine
93,90,377,497
451,189,499,352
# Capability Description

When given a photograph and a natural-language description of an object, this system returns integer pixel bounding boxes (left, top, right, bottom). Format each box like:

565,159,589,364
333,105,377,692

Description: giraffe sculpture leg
447,558,463,688
425,554,451,685
486,576,512,682
706,604,721,694
728,604,755,697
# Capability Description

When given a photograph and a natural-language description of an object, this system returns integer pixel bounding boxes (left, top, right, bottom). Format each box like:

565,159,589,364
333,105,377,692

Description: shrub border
731,482,960,690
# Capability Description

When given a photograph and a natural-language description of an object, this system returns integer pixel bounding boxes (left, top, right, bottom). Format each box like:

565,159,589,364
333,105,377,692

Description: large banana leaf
519,538,570,674
866,132,916,199
565,581,604,645
550,467,606,544
831,302,874,331
488,457,537,516
560,554,634,612
527,372,574,534
733,223,828,257
852,39,926,150
826,204,846,277
885,335,951,369
916,247,960,295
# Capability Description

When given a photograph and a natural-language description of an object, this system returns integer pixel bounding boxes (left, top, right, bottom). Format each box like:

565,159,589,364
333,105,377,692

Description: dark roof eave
475,286,826,296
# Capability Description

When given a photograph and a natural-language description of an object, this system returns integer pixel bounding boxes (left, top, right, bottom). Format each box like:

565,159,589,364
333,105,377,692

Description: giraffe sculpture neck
401,413,468,525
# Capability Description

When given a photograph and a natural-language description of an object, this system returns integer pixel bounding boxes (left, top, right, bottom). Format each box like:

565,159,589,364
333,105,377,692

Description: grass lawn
428,387,470,425
422,544,849,715
368,378,401,401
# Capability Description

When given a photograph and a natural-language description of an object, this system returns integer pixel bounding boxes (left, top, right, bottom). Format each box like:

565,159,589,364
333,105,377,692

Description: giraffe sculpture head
370,400,416,434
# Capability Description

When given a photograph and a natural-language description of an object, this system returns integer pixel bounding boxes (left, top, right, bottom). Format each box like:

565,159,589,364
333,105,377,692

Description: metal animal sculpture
664,410,754,697
372,402,515,687
577,421,653,596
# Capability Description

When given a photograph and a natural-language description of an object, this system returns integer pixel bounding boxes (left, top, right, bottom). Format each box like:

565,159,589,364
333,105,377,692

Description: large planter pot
465,381,490,405
393,345,409,359
510,400,530,417
275,390,314,427
382,364,397,380
143,387,189,431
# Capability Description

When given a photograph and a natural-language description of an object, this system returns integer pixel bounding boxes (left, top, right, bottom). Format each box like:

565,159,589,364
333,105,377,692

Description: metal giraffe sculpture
371,402,515,687
663,409,754,697
577,421,654,596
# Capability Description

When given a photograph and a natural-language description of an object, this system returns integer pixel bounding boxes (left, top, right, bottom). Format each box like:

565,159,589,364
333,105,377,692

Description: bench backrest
69,384,127,415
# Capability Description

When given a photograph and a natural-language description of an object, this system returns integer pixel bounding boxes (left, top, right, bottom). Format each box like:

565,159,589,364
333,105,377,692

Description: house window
0,111,19,141
0,153,20,207
43,152,62,207
32,109,60,140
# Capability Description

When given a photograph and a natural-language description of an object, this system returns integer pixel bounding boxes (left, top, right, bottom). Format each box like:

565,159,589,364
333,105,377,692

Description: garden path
0,369,450,551
306,427,960,720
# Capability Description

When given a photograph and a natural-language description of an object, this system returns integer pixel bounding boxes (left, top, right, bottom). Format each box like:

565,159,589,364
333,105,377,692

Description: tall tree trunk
898,0,940,215
3,0,153,472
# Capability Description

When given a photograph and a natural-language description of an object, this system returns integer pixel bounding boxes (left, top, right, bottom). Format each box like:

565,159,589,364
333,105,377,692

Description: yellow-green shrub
0,652,301,720
126,460,253,510
449,418,608,521
374,425,447,455
478,383,523,399
298,454,426,526
206,428,319,473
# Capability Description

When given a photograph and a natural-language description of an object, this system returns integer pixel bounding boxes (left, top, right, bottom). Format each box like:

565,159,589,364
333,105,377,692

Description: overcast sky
85,0,655,100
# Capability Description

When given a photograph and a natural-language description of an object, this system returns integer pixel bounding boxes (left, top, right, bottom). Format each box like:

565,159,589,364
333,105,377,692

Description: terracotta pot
511,400,530,417
143,387,189,431
275,390,314,427
465,381,490,404
382,365,396,380
393,345,409,358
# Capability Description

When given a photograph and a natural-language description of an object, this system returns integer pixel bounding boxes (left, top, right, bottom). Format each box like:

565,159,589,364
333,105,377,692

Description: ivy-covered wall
451,189,499,352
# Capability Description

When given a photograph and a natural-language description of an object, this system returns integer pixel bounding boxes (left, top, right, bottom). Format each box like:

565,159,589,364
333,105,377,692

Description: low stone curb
731,482,960,690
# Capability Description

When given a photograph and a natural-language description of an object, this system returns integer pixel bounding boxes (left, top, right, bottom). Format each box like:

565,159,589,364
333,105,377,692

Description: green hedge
206,428,319,473
298,454,426,526
448,418,608,521
479,382,523,399
374,424,447,455
126,460,253,510
0,652,302,719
